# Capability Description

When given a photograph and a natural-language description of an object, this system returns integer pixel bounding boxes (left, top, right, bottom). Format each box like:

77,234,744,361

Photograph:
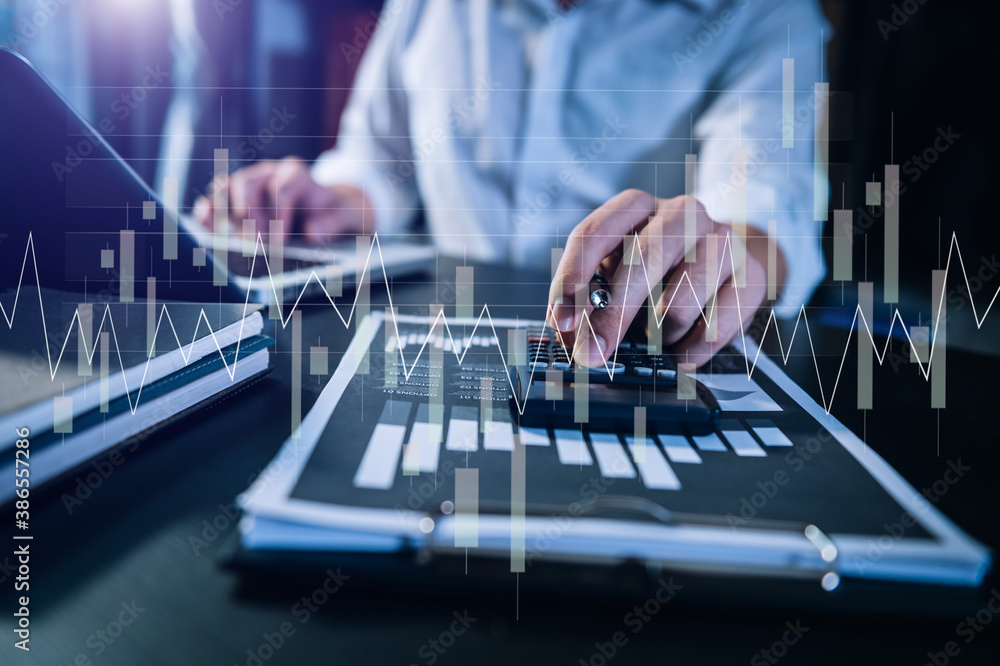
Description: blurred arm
311,2,422,238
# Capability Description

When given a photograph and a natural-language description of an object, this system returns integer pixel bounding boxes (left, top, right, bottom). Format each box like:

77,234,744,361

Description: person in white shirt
194,0,830,367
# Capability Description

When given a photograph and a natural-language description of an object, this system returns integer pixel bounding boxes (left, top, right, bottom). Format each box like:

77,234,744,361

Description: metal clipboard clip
416,496,842,591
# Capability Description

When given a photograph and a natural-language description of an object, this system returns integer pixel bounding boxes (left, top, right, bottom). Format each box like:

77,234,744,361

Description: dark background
822,0,999,332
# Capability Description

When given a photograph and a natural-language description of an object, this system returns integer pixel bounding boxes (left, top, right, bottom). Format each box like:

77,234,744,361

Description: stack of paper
0,287,271,500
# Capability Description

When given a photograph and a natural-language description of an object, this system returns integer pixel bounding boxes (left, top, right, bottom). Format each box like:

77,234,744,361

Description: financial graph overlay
2,31,996,596
0,205,1000,411
2,221,996,435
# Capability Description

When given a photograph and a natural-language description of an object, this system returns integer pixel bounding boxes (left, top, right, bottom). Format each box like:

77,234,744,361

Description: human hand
192,156,371,244
548,189,783,368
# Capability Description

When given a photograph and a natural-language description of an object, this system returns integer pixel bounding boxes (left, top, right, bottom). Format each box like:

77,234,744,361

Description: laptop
0,48,435,303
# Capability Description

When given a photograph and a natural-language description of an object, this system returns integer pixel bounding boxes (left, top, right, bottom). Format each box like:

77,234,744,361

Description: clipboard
232,312,991,612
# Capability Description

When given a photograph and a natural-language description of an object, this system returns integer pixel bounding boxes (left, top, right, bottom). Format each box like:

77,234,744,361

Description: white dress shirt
313,0,830,315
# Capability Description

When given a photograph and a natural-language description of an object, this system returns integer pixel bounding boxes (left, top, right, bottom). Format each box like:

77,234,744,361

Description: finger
573,255,623,350
553,250,624,358
240,173,276,240
196,170,231,230
671,259,766,367
598,252,621,277
236,161,285,235
306,184,375,243
227,172,249,230
272,160,311,242
193,195,213,229
657,233,734,346
572,314,610,369
579,196,711,366
548,189,655,334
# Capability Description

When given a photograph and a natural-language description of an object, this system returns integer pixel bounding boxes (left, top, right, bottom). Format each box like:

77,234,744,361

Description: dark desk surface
4,258,1000,665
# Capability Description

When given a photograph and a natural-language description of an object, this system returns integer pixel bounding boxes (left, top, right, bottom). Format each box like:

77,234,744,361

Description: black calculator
509,328,724,435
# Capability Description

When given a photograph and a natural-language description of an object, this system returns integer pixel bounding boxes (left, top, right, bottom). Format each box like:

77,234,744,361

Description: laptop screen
0,49,243,302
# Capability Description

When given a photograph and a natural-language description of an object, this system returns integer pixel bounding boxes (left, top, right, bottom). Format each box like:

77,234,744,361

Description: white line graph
604,230,1000,412
0,234,260,416
2,229,998,417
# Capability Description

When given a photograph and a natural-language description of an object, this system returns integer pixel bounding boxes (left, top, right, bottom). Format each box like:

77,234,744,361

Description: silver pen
589,272,610,309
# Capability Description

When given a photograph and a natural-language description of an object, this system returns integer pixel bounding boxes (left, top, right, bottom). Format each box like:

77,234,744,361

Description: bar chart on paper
282,316,933,542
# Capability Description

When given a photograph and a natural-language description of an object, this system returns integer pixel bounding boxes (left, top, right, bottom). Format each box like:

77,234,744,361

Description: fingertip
553,329,576,355
193,197,210,224
550,297,580,333
573,332,607,368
